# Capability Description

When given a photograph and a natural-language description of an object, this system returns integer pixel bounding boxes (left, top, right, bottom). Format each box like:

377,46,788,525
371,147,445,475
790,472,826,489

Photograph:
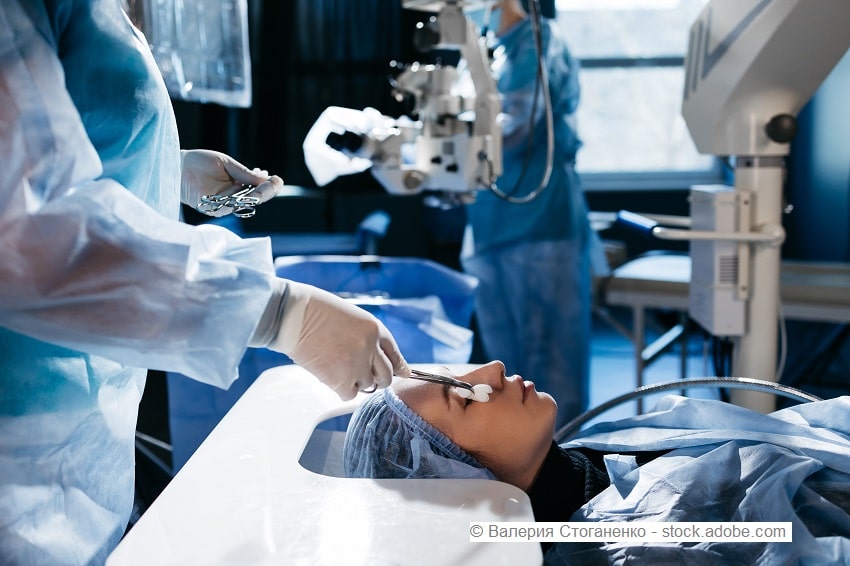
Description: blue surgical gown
462,17,590,427
0,1,276,563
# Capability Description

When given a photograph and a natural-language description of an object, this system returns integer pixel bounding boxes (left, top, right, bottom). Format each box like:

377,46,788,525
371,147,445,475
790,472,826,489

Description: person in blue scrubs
462,0,591,428
0,1,407,563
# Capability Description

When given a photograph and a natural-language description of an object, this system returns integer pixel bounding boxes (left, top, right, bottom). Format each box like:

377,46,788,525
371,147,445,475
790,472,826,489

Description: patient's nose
474,361,506,390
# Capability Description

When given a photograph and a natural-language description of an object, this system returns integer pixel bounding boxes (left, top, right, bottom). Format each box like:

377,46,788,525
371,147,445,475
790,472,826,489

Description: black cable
487,0,555,204
711,336,734,402
845,160,850,261
497,2,545,198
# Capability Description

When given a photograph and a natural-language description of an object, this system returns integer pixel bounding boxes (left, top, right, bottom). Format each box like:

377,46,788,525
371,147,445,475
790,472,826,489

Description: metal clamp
196,184,260,218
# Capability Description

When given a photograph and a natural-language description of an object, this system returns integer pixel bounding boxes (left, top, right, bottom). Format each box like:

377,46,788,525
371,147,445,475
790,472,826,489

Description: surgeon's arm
0,2,269,388
0,0,408,397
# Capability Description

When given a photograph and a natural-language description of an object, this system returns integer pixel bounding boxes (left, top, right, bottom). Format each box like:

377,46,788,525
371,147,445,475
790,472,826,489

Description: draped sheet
549,395,850,565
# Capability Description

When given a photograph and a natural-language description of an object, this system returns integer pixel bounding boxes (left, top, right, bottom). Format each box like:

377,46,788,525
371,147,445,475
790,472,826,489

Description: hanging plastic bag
129,0,253,107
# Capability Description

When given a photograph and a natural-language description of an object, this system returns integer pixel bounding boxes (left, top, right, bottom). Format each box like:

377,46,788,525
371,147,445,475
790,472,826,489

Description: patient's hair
343,388,495,480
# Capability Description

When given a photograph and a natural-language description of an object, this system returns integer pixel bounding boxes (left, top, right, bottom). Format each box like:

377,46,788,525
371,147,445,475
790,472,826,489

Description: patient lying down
344,362,663,525
343,362,850,564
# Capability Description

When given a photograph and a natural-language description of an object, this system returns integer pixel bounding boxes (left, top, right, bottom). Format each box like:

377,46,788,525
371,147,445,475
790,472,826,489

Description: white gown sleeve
0,2,275,388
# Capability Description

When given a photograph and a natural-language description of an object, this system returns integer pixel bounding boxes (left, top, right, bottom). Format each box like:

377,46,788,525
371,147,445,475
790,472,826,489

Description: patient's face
394,361,556,490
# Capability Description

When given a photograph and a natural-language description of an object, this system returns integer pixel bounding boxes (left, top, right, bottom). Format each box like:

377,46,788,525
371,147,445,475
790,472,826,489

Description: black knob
765,114,798,144
326,131,364,153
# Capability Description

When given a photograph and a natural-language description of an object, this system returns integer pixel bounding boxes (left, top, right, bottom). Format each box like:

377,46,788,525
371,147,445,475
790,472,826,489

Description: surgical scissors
196,184,261,218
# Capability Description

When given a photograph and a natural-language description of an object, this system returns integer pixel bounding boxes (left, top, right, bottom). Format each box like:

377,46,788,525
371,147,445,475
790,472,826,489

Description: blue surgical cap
343,388,496,480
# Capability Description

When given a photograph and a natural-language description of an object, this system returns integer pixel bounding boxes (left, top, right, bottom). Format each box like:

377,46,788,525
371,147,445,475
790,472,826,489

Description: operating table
110,365,540,566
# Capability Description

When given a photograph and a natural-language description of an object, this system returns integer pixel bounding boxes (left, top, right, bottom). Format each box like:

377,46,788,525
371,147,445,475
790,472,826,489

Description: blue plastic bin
167,255,477,471
273,255,478,363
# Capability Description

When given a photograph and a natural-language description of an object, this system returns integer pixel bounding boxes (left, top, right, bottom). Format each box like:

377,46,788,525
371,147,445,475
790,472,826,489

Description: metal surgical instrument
407,369,492,402
359,370,457,395
196,184,260,218
408,368,473,390
359,370,492,402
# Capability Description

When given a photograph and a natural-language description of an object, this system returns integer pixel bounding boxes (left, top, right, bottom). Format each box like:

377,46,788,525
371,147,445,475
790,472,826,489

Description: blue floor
587,308,850,431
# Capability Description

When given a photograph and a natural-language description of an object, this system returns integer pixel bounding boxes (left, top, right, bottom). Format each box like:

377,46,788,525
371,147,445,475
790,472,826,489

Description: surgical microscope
303,0,553,206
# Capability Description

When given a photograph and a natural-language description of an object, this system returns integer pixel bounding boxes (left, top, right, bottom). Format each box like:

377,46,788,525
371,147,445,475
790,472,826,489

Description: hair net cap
343,388,496,480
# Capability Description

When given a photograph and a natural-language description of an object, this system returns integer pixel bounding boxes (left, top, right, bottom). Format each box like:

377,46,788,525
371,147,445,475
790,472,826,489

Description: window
555,0,721,190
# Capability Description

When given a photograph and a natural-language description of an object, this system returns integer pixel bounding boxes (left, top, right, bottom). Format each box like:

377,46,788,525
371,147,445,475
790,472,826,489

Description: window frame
553,3,725,191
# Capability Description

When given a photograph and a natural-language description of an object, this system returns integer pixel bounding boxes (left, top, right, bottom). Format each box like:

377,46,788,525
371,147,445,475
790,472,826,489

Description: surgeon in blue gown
0,1,408,564
462,0,591,428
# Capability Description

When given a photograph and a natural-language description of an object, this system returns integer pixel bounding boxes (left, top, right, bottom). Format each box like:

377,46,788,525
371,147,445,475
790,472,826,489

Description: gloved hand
180,149,283,217
257,280,410,401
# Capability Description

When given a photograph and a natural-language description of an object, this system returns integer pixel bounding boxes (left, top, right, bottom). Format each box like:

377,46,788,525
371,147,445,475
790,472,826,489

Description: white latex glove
259,281,410,400
180,149,283,217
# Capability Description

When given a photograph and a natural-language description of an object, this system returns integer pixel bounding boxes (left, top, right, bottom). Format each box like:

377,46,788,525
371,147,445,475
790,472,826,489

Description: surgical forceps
196,184,260,218
360,369,469,394
361,369,492,401
407,368,475,392
406,369,492,402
